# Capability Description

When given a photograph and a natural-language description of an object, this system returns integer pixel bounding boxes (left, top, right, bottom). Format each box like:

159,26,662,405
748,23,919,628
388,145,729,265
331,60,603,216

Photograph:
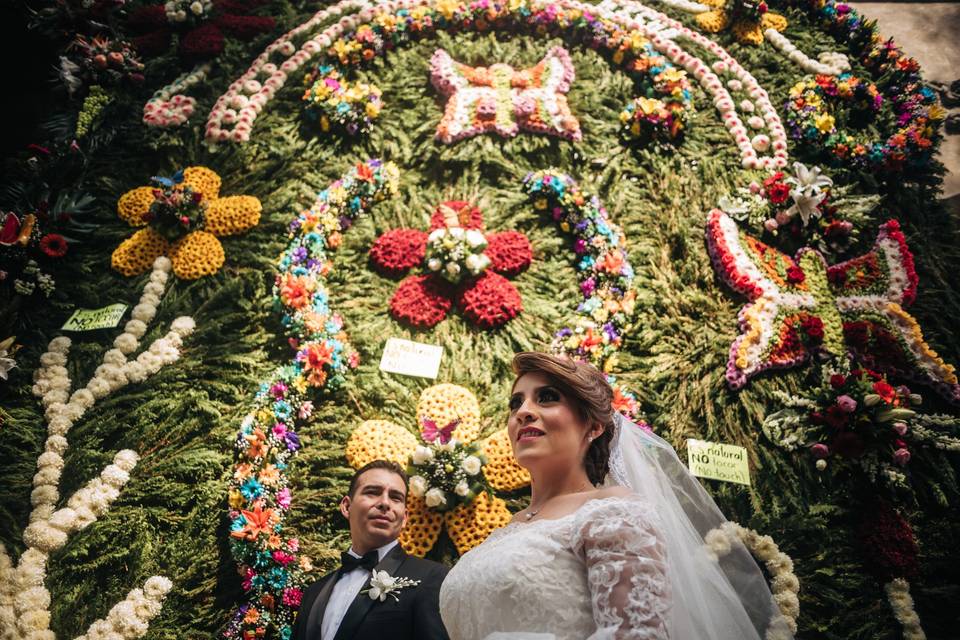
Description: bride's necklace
525,481,591,520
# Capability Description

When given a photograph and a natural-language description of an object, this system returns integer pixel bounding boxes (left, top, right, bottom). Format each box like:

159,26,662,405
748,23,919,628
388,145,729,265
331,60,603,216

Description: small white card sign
686,439,751,486
379,338,444,379
61,304,128,332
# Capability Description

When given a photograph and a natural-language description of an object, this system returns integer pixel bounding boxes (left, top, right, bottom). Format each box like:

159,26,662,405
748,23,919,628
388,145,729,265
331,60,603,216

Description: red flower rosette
389,275,454,328
180,23,226,60
215,13,276,39
369,229,428,277
485,231,533,277
457,272,523,329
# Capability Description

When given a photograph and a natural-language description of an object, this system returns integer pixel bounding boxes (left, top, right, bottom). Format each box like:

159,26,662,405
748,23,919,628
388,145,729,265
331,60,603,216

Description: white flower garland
0,256,193,640
704,522,800,638
764,29,851,76
884,578,926,640
143,63,211,128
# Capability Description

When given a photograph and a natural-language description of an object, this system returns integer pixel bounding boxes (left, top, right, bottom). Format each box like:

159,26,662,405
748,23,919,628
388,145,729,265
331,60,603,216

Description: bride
439,352,794,640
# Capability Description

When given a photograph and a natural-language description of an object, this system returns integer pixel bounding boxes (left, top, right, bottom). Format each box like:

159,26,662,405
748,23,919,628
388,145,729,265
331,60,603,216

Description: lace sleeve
572,496,671,640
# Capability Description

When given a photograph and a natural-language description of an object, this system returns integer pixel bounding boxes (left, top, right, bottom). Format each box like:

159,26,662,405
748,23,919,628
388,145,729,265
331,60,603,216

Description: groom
292,460,450,640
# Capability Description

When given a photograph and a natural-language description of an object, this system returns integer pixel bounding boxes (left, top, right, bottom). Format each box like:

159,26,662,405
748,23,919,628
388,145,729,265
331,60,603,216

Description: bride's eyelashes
508,386,562,412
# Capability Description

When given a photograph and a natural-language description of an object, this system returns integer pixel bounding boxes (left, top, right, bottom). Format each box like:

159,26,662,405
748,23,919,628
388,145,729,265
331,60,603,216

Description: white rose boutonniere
363,569,422,602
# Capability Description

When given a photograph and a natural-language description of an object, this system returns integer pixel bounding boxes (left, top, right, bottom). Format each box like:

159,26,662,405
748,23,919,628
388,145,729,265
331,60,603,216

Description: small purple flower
284,431,301,452
836,395,857,413
555,328,573,338
580,277,596,296
277,487,292,509
273,423,288,439
603,323,618,341
573,238,587,254
270,382,288,399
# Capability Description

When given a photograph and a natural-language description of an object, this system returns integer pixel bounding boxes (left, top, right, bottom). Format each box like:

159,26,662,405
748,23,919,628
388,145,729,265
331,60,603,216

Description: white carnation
49,508,79,532
143,575,173,599
44,435,68,456
30,485,58,508
26,631,57,640
33,468,61,487
465,229,486,248
123,361,148,383
140,293,161,308
69,388,96,409
103,349,127,366
143,282,165,297
47,416,73,437
132,303,157,323
63,402,86,422
408,476,428,498
16,609,51,632
14,586,51,612
29,504,55,523
44,403,67,422
113,450,139,472
72,505,97,529
22,521,66,553
171,316,196,337
424,488,447,508
427,258,441,271
15,550,47,587
101,465,130,489
454,480,470,497
39,352,66,367
114,333,138,354
461,455,481,476
152,256,172,273
37,451,64,470
123,319,148,339
47,336,71,353
86,377,111,399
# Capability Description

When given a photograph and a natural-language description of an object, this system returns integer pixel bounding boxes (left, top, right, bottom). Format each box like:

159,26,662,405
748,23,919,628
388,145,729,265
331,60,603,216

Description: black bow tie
339,549,379,575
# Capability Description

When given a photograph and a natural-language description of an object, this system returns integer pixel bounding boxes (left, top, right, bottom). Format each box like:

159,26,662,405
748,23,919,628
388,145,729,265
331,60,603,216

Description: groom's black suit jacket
291,544,450,640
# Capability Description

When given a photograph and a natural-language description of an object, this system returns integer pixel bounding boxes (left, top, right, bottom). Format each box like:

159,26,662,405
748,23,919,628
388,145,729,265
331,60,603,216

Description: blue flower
241,478,264,500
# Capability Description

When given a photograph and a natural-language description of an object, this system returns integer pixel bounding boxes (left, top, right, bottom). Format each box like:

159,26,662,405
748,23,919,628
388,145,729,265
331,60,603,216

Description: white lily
784,163,833,226
365,569,422,602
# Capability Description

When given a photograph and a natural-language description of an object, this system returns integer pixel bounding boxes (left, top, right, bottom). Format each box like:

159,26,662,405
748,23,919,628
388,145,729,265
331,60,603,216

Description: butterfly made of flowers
369,200,532,330
706,210,959,403
430,46,581,144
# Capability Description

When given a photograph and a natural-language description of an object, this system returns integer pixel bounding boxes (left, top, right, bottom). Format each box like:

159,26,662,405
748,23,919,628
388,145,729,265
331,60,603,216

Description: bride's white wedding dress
439,494,671,640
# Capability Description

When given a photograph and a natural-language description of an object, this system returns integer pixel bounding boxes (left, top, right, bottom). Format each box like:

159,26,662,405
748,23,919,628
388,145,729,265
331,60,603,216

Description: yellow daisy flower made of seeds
345,383,531,557
695,0,788,46
111,166,262,280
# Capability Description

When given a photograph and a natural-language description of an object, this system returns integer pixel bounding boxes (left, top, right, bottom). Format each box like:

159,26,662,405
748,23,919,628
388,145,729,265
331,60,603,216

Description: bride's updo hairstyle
512,352,615,486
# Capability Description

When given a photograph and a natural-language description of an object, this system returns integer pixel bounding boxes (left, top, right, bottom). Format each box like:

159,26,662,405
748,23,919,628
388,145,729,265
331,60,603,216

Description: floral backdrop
1,0,958,638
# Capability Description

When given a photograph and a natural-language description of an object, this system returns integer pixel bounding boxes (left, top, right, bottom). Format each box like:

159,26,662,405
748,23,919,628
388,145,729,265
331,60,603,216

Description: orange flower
303,311,327,334
601,251,624,273
259,463,280,486
280,273,316,310
234,462,253,481
356,162,375,182
244,428,268,460
231,504,275,542
243,607,260,624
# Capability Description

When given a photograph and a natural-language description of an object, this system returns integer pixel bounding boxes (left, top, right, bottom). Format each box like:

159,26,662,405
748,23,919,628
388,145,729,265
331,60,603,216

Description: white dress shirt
320,539,399,640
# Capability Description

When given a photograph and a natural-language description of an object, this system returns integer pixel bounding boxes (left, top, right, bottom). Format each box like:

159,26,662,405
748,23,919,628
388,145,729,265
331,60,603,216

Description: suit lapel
303,571,338,636
332,544,407,640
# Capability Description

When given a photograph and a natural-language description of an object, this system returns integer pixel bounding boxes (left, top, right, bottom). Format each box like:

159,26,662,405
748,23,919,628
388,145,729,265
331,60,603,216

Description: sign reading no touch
686,439,751,486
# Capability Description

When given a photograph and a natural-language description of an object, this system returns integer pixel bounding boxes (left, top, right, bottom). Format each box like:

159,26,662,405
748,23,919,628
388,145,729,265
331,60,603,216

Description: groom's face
340,468,409,554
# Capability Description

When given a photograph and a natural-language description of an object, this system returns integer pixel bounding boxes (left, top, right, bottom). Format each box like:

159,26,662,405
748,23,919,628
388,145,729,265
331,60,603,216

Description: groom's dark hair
348,460,409,498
